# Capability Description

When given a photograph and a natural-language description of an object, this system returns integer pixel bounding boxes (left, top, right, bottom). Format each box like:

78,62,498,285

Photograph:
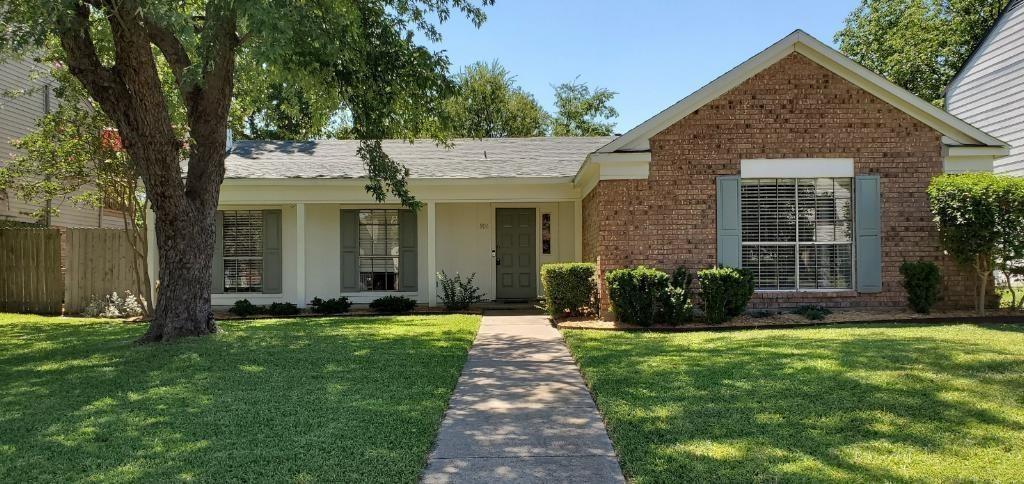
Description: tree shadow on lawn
0,315,479,483
566,324,1024,483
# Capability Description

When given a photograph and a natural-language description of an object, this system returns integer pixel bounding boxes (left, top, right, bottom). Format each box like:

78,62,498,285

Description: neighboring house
0,58,124,228
147,30,1007,312
946,0,1023,176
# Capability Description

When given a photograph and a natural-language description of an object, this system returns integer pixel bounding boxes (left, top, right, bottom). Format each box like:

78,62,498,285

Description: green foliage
657,267,695,325
792,305,833,321
900,261,943,313
229,299,262,317
835,0,1008,105
563,324,1024,482
443,61,549,138
436,271,485,310
606,266,671,326
82,291,145,319
551,78,619,136
698,267,755,324
0,313,480,482
308,297,352,314
928,173,1024,314
370,295,417,314
540,263,598,317
266,302,301,316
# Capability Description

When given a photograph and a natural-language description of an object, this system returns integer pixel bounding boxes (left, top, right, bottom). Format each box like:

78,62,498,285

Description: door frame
494,207,538,300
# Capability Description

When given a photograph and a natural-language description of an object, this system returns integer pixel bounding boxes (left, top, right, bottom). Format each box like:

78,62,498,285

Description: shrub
228,299,263,317
437,271,485,310
657,267,695,325
792,305,832,321
606,266,671,326
900,261,942,313
308,296,352,314
370,295,417,314
698,267,754,324
82,291,145,318
541,263,598,317
266,302,301,316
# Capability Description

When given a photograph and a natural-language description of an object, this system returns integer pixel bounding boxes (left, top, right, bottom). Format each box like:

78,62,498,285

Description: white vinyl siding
741,178,854,291
947,2,1024,176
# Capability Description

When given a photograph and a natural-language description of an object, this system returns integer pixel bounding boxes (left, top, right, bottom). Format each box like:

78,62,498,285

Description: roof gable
599,30,1007,153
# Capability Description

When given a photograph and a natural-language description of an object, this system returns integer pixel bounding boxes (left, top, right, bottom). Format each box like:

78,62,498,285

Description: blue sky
428,0,862,131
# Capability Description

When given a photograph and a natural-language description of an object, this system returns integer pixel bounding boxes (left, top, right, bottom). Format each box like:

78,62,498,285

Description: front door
495,208,536,300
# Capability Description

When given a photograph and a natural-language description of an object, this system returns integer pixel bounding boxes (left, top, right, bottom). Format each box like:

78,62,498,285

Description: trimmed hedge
658,267,695,325
606,266,671,326
308,297,352,314
541,263,598,317
370,295,416,314
900,261,942,314
229,299,262,317
698,267,754,324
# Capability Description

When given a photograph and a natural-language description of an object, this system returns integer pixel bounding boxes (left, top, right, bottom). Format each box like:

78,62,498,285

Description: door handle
495,257,501,266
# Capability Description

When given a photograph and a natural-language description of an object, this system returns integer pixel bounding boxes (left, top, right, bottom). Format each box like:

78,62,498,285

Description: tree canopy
443,61,549,138
551,79,618,137
835,0,1008,105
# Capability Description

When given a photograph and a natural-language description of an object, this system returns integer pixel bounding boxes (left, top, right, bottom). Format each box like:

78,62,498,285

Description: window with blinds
222,210,263,292
741,178,853,290
358,209,401,291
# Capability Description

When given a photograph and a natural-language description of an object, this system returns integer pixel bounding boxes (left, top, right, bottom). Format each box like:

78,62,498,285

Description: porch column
295,203,306,307
574,199,583,261
427,201,438,306
145,205,158,305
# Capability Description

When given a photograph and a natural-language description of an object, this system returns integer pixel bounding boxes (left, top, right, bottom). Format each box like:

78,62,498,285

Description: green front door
495,208,536,300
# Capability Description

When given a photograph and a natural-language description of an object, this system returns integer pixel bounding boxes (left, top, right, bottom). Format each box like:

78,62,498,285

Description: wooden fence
0,228,143,314
64,228,141,313
0,229,64,314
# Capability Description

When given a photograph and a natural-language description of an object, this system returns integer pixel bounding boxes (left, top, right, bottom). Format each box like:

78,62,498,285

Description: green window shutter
855,175,882,293
212,211,225,293
340,210,360,291
716,176,742,268
262,210,283,294
398,210,418,291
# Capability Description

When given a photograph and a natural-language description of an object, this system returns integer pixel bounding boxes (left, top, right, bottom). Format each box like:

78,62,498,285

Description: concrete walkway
422,312,624,483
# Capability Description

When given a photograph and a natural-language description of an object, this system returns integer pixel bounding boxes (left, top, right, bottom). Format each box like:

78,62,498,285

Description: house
147,30,1007,313
0,58,125,228
946,0,1024,177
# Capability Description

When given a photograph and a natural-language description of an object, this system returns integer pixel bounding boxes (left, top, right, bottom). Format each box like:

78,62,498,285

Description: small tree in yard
2,0,492,341
928,174,1024,315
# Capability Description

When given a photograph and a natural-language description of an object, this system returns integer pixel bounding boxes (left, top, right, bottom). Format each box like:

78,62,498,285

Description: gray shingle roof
224,137,615,179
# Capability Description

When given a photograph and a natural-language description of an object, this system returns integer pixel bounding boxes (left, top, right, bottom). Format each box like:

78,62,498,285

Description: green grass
564,324,1024,483
0,313,480,483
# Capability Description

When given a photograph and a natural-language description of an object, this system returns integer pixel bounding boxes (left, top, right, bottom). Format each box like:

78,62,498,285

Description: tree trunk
139,197,218,342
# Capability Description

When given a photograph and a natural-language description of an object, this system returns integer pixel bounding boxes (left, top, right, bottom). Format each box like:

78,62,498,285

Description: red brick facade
582,52,976,314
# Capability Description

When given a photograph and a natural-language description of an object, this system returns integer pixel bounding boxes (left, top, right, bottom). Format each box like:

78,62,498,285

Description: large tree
835,0,1008,105
1,0,490,341
551,78,617,136
444,60,549,137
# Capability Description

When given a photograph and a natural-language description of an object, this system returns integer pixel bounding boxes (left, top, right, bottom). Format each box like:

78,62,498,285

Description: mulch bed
555,308,1024,332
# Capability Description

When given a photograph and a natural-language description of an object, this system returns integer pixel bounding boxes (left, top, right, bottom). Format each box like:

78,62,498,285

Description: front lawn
0,313,479,483
564,324,1024,483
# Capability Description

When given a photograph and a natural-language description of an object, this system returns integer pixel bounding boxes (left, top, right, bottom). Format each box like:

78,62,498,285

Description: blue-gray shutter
398,210,418,291
716,176,742,268
855,175,882,293
340,210,360,291
262,210,282,294
211,211,224,293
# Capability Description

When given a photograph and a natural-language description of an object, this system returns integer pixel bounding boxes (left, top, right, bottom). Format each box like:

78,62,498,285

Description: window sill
754,290,858,298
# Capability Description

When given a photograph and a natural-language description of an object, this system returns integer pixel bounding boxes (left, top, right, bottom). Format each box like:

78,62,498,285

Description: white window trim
741,158,854,179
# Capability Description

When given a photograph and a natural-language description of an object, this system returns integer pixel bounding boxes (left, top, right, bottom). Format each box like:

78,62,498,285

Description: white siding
947,2,1024,176
0,58,124,228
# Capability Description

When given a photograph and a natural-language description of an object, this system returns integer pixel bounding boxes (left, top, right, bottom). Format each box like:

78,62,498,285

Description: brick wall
586,52,976,315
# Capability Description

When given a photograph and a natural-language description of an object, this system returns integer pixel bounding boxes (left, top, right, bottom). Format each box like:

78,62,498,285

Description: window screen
222,210,263,292
741,178,853,290
358,209,400,291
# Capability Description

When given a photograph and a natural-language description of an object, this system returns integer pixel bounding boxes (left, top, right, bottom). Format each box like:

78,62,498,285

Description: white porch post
295,203,306,307
145,206,159,305
574,199,583,261
427,201,437,306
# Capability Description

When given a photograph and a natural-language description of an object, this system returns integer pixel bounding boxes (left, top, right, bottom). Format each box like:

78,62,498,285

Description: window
541,213,552,255
223,210,263,292
741,178,853,290
358,209,400,291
